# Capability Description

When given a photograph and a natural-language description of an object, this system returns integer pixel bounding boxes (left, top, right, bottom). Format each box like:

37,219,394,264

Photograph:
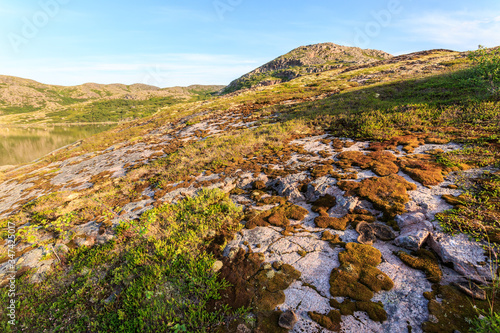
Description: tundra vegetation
0,45,499,332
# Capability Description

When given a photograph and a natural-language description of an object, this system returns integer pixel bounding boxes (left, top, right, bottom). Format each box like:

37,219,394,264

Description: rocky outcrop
221,43,392,93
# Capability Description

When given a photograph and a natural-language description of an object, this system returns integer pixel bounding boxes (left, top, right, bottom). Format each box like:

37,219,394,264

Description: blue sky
1,0,499,87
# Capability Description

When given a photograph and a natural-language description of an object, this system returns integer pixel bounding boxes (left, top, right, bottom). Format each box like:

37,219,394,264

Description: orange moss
337,151,399,177
399,155,447,186
338,174,417,219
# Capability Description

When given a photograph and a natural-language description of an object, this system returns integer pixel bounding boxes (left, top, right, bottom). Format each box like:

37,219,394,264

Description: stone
395,212,427,229
336,195,359,212
74,236,95,248
279,310,298,329
395,229,430,251
395,213,433,251
236,324,251,333
212,260,223,272
271,173,307,201
428,232,491,283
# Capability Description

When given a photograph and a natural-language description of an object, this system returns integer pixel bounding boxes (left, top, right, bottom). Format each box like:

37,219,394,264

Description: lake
0,125,115,166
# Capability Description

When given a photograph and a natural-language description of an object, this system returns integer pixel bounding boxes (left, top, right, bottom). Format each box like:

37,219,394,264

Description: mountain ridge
221,42,392,94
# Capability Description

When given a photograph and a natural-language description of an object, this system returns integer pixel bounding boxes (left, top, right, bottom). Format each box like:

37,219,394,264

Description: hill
221,42,392,94
0,76,224,124
0,46,499,333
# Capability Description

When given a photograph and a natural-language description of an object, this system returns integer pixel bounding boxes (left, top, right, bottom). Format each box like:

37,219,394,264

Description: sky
0,0,499,87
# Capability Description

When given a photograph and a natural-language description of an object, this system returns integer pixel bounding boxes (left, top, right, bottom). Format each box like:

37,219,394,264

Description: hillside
0,76,224,124
0,46,500,333
221,42,392,94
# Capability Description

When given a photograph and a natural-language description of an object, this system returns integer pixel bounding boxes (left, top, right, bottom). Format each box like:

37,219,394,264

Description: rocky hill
0,75,224,124
221,43,392,94
0,46,499,333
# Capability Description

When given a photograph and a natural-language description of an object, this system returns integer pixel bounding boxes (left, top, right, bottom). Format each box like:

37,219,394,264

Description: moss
337,151,399,177
308,310,341,331
246,202,308,229
330,243,392,304
311,194,337,213
441,194,467,206
359,266,394,292
285,203,309,221
267,211,289,227
356,301,388,322
257,290,286,311
254,311,288,333
311,164,334,178
338,174,417,219
399,156,447,186
322,230,345,245
397,249,442,283
229,187,247,195
315,215,350,230
253,180,267,190
332,299,387,322
340,243,382,266
423,284,500,333
260,196,286,205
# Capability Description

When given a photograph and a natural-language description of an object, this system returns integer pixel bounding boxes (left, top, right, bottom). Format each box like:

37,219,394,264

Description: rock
236,324,251,333
395,212,427,229
31,260,55,283
272,173,307,201
95,233,115,245
279,310,298,329
395,229,430,251
356,222,395,245
428,232,491,283
54,244,69,255
336,195,359,212
74,236,95,248
395,213,433,251
212,260,223,272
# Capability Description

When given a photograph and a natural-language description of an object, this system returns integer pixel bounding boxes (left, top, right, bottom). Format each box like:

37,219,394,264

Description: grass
436,171,500,246
0,189,244,333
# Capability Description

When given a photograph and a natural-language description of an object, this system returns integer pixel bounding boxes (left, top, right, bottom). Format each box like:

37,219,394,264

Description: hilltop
0,76,223,124
0,45,499,333
221,43,392,94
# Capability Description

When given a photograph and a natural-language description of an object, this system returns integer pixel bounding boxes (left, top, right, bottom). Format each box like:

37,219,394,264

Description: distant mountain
0,76,224,124
221,42,392,94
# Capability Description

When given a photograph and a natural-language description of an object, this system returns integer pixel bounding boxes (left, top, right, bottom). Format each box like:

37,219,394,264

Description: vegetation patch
338,174,417,219
330,298,388,322
436,171,500,245
397,249,443,283
336,151,399,177
423,284,500,333
0,189,244,333
330,243,393,305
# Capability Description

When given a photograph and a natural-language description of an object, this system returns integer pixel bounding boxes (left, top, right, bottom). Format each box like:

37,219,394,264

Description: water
0,125,115,166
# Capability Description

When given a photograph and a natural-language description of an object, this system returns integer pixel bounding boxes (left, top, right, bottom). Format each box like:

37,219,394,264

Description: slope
0,46,499,333
0,75,224,124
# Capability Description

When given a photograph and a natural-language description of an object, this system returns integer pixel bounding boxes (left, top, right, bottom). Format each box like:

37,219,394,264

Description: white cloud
402,11,500,50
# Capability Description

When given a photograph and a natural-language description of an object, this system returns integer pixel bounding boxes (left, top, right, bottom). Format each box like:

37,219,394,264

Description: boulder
428,232,492,283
